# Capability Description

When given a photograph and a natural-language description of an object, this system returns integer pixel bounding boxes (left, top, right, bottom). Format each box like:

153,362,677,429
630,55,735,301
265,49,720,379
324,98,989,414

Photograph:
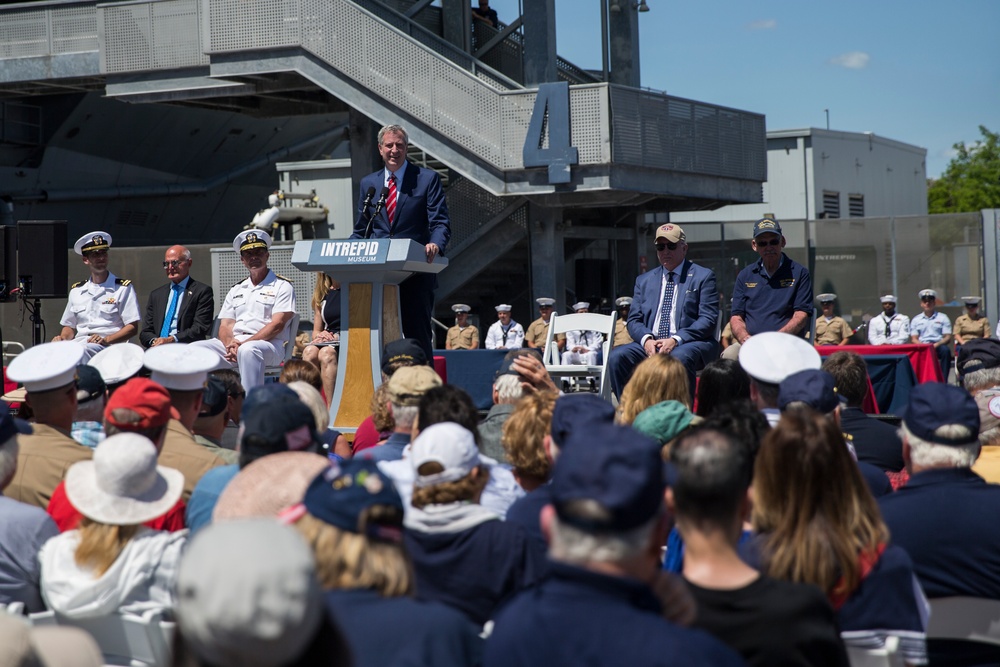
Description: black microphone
364,187,389,239
360,186,376,214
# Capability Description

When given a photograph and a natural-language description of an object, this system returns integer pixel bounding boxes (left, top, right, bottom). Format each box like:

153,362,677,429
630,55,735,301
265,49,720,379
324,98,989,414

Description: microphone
364,187,389,239
360,186,376,215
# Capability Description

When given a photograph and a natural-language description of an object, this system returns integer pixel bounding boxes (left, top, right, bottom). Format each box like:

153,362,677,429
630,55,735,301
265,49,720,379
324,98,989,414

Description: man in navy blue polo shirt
484,422,743,667
724,217,813,361
879,383,1000,599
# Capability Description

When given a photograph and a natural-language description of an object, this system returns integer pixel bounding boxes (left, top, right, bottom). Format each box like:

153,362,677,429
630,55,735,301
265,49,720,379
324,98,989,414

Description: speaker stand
27,297,44,347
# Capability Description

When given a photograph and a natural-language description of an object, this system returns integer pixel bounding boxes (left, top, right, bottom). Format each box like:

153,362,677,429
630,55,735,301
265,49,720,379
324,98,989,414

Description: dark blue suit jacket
626,259,719,346
351,162,451,252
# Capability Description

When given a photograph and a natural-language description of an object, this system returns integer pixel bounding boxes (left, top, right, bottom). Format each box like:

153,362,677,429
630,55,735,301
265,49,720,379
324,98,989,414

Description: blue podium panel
437,350,507,411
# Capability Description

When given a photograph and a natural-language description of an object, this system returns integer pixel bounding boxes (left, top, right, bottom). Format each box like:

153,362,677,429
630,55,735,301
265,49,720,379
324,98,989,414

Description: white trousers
561,350,598,365
190,338,282,394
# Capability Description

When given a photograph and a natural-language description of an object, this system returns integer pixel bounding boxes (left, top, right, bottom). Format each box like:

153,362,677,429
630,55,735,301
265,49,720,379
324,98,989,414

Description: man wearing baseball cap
879,384,1000,601
52,231,141,361
608,223,720,400
191,230,296,393
362,365,442,463
725,217,813,361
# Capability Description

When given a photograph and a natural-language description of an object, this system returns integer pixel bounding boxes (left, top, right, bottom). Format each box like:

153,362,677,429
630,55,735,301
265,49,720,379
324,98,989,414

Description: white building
674,128,927,223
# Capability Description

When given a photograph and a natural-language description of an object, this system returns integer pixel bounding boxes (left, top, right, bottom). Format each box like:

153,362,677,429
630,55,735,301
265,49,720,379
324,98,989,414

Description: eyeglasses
162,260,188,269
756,238,782,247
655,242,680,251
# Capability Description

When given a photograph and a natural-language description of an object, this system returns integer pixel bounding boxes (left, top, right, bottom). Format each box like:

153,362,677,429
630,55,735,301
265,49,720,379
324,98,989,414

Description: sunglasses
162,260,188,269
921,297,935,302
756,238,782,247
655,242,680,251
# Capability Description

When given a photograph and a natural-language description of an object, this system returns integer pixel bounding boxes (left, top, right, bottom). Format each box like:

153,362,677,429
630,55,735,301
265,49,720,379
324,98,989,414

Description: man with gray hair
477,350,531,462
484,421,743,666
362,365,442,463
0,403,59,612
879,383,1000,599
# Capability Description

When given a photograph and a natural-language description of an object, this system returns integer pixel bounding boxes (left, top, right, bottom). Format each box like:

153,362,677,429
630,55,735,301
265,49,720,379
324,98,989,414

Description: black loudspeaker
0,226,16,302
17,221,68,299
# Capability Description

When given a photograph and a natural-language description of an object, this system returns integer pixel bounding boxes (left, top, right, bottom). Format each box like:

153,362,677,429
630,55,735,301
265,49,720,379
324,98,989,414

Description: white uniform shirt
565,329,603,354
219,270,296,348
59,272,141,338
868,312,911,345
484,320,524,349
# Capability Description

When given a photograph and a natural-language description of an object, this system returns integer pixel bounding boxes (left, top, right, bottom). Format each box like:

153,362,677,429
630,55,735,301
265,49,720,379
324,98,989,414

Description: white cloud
746,19,776,30
829,51,870,69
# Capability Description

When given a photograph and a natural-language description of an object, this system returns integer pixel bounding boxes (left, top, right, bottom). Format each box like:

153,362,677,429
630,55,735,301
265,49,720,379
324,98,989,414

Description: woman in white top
38,433,186,619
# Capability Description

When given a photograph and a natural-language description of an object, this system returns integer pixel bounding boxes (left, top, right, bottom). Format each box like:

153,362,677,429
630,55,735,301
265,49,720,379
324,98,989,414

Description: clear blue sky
484,0,999,178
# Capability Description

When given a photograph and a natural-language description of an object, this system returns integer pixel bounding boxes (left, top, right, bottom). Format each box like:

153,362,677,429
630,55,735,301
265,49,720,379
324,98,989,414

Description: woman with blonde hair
39,433,186,618
752,409,927,664
302,273,341,405
285,459,482,667
501,390,558,492
616,353,690,425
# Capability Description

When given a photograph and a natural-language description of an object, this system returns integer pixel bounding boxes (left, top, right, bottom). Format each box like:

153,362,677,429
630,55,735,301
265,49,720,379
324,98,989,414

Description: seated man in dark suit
140,245,215,348
822,350,904,471
608,224,719,399
350,124,450,362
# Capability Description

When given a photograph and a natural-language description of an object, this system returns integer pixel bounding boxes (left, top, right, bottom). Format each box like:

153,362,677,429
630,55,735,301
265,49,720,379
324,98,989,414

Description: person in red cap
45,378,187,532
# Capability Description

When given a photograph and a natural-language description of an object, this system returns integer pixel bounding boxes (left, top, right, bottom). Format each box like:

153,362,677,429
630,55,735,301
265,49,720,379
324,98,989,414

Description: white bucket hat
64,433,184,525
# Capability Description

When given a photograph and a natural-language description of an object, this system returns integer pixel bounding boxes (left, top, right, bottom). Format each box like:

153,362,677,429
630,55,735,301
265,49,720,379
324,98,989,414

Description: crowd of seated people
5,325,1000,666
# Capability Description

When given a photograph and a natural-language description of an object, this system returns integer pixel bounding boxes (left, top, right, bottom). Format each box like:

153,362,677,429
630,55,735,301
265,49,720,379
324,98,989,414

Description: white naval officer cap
738,332,821,385
233,230,272,254
879,295,897,304
817,293,837,303
535,297,555,307
495,304,512,313
88,343,145,385
73,231,112,255
143,344,220,391
615,296,633,308
452,304,471,313
7,342,85,393
962,296,982,306
919,289,937,300
571,302,590,311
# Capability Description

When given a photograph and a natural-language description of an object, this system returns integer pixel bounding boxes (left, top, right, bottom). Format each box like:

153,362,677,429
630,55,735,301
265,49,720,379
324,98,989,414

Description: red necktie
386,174,397,225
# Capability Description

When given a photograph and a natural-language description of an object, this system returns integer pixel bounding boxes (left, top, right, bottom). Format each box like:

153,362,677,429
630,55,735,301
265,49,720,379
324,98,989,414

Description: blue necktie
656,272,675,339
160,283,182,338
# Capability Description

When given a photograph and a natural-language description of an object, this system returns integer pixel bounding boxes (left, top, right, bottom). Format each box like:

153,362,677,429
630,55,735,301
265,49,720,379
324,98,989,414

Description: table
817,344,942,415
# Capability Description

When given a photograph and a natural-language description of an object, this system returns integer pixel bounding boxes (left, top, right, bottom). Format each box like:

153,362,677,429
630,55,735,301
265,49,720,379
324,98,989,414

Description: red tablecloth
817,344,944,384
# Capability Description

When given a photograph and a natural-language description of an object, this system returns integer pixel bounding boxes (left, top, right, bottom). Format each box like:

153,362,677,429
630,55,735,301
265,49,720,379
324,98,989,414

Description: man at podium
351,124,451,361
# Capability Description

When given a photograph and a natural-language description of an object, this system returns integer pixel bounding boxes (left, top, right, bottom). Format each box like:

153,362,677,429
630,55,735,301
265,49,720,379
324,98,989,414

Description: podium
291,238,447,433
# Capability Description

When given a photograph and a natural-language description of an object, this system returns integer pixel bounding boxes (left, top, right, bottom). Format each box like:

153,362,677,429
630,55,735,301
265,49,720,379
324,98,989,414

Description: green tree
928,126,1000,213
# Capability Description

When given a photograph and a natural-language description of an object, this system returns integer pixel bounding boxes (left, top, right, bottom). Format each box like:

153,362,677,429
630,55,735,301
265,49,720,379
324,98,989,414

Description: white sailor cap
88,343,145,385
233,230,272,254
615,296,633,308
452,304,471,314
571,302,590,311
880,295,897,304
73,231,112,256
143,344,220,391
817,293,837,303
919,289,937,300
7,342,85,393
495,304,512,313
535,297,556,307
962,296,982,306
738,332,821,385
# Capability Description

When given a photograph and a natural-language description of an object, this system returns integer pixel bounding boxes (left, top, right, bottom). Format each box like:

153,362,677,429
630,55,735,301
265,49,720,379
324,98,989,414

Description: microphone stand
364,188,389,240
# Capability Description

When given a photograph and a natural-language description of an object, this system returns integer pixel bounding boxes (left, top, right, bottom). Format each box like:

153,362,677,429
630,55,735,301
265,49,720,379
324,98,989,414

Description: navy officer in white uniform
54,231,141,362
192,231,296,393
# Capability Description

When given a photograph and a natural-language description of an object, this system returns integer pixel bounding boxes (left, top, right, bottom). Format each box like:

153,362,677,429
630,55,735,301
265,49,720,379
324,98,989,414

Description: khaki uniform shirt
973,446,1000,485
613,319,632,347
4,425,92,509
160,420,227,502
193,434,240,466
815,316,853,345
524,317,565,349
954,314,992,342
446,325,479,350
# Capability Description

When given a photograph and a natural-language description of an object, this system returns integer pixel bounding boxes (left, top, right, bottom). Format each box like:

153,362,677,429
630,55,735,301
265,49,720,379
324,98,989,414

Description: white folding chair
29,609,174,667
542,312,617,402
926,596,1000,646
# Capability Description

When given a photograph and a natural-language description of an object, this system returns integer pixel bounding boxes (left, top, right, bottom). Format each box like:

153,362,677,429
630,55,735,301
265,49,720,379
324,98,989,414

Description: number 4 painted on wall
522,82,579,184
